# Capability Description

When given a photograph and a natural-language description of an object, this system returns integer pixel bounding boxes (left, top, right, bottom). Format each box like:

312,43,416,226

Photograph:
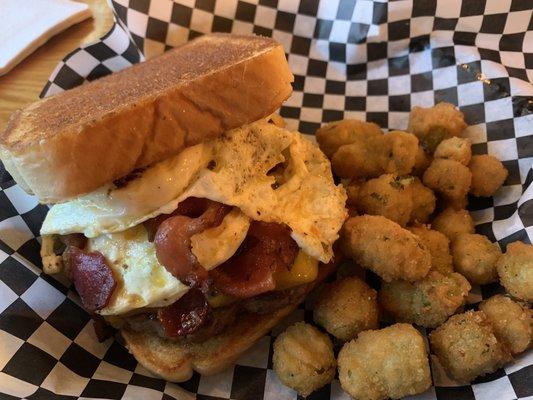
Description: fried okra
358,175,435,226
344,180,363,215
429,311,511,383
431,208,475,242
358,174,414,226
479,295,532,354
379,271,471,328
273,322,336,396
338,323,431,400
316,119,383,158
344,180,361,205
451,233,502,285
444,195,469,211
496,241,533,302
340,215,431,282
408,102,467,153
409,178,437,224
314,277,379,341
383,131,419,176
330,130,421,180
412,146,432,176
434,137,472,165
423,158,472,203
332,135,389,179
408,225,453,274
469,154,508,197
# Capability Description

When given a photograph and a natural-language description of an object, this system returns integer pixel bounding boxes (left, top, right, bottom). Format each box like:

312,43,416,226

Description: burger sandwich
0,33,347,381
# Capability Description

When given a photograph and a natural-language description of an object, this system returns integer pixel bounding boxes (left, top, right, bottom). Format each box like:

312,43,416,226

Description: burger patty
124,284,310,343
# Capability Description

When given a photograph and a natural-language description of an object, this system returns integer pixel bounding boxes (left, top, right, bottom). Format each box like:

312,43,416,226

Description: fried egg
86,210,250,316
87,224,188,316
42,121,347,263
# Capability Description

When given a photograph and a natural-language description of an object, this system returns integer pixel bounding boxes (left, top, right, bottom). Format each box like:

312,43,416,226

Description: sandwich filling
40,120,347,341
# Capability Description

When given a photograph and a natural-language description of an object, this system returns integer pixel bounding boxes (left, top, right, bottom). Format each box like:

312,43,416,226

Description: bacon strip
157,288,211,337
210,221,299,298
144,197,210,241
154,199,231,288
64,247,117,313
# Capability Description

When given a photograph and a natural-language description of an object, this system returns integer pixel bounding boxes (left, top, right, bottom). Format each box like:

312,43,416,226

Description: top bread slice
0,33,293,203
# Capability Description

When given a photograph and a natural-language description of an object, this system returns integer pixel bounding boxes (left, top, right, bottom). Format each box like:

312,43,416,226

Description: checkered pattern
2,0,532,399
40,22,143,98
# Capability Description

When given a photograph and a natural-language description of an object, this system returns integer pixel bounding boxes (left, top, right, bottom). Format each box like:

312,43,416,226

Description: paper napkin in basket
0,0,91,76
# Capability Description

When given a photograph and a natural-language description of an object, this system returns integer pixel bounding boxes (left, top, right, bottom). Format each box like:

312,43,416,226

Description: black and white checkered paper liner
0,0,532,399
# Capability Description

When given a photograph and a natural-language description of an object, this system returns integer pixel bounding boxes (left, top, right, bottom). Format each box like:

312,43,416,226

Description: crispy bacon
144,197,210,241
175,197,211,218
64,247,116,313
157,288,211,337
154,199,231,288
210,222,299,298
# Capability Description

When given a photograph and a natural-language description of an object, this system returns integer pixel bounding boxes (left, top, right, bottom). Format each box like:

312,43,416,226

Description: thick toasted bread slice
121,260,338,382
0,33,293,203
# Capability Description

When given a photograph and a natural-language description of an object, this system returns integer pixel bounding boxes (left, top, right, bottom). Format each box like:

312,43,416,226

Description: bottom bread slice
121,259,338,382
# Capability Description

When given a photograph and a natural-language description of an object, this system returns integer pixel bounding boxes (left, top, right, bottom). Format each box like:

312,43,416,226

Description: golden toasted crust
121,259,338,382
1,33,293,203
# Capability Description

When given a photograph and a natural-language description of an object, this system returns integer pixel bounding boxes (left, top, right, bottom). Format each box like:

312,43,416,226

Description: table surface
0,0,114,132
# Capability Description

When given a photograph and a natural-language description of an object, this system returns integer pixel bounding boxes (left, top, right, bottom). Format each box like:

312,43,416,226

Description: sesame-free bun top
0,33,293,203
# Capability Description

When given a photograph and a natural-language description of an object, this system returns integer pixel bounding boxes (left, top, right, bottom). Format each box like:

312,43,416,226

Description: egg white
88,224,188,316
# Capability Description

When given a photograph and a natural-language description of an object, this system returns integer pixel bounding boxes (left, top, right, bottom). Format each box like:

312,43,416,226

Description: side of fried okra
479,295,532,354
338,323,431,400
444,195,469,211
313,276,379,341
379,271,471,328
340,215,431,282
332,134,390,179
469,154,508,197
357,174,414,226
409,178,437,224
431,208,475,242
408,102,467,153
423,158,472,204
451,233,502,285
316,119,383,158
329,129,422,181
408,225,453,274
429,311,511,383
496,241,533,302
412,146,432,176
273,322,336,396
344,179,363,215
434,137,472,165
383,131,419,175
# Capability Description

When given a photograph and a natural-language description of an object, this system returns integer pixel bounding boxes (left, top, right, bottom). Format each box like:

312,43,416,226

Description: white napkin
0,0,92,76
